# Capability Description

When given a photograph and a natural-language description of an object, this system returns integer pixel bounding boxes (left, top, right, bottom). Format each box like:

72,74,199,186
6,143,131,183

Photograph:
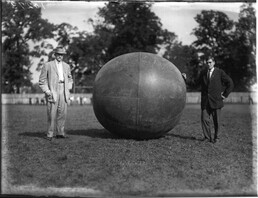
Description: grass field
2,104,257,197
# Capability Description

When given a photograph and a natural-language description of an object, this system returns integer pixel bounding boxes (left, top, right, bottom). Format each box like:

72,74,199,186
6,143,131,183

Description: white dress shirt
55,60,64,81
208,67,214,78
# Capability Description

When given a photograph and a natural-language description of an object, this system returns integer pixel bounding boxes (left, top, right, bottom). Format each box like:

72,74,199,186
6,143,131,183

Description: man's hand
45,91,54,103
46,91,52,97
221,93,226,100
182,73,187,80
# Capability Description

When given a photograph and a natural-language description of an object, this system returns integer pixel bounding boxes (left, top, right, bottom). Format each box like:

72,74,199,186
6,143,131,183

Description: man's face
207,59,215,70
55,53,64,62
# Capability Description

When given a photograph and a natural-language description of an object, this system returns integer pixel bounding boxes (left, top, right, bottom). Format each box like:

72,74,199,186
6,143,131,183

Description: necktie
207,70,211,82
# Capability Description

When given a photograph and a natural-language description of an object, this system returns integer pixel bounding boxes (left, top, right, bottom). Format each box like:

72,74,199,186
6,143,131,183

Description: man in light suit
39,46,73,141
182,57,234,143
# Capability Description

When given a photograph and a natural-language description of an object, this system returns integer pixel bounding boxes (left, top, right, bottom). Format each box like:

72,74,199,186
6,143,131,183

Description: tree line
2,0,256,93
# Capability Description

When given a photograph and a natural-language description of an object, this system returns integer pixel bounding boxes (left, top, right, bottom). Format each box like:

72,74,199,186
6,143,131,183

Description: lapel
204,69,209,85
210,67,216,81
63,63,67,76
52,61,59,77
205,67,216,85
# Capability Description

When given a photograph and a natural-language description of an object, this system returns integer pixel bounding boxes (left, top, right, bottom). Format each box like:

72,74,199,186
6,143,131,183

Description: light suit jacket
39,60,73,103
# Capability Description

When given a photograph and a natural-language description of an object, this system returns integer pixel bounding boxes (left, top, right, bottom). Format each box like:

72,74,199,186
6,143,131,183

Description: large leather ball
93,52,186,140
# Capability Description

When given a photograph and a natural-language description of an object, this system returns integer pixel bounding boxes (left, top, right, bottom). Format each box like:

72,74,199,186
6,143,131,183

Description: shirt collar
55,60,62,66
209,67,214,73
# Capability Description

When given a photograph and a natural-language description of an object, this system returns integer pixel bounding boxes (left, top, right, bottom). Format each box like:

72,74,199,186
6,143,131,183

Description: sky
30,1,245,83
39,1,242,45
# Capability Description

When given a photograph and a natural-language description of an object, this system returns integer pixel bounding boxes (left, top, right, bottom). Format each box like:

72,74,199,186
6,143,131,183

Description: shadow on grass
19,131,45,139
19,130,203,141
19,129,119,140
166,133,203,141
67,129,122,139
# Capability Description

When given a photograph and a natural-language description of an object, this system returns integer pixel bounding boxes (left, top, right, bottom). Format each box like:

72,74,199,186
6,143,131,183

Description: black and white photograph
1,0,257,197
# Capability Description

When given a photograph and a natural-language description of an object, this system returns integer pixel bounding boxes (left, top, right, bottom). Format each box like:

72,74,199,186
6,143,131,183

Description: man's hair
207,57,215,62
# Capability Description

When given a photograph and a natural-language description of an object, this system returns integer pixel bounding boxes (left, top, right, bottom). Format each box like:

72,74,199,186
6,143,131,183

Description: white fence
1,94,92,105
186,92,256,104
1,92,256,105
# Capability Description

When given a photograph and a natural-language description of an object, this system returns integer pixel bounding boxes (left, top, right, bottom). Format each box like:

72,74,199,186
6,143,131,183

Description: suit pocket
68,82,73,90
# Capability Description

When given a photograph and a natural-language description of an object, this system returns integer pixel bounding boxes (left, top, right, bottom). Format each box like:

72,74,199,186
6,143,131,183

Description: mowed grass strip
2,104,256,196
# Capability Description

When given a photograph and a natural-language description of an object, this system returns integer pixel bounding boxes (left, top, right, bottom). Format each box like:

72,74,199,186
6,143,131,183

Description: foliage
2,1,255,92
230,3,256,91
35,23,79,72
67,32,106,87
192,10,234,66
92,2,176,62
163,41,199,91
55,23,79,48
191,4,256,91
67,2,179,88
2,0,55,93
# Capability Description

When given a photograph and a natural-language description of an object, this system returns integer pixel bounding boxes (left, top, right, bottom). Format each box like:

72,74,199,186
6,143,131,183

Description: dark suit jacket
186,67,234,110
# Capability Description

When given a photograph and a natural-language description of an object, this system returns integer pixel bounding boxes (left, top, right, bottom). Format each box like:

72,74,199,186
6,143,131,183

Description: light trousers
47,83,67,137
201,104,221,140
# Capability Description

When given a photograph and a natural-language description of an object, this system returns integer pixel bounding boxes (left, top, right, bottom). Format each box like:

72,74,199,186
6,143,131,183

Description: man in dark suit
182,57,234,143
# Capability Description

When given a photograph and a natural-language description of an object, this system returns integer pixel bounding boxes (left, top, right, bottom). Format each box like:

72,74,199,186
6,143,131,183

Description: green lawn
2,104,257,196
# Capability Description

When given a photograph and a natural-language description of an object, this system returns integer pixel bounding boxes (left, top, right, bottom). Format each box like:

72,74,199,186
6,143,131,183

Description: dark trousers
201,104,221,140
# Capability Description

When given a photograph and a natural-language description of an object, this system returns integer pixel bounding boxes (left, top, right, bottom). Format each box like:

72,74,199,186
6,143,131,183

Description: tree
191,5,256,91
55,23,78,48
68,31,106,88
66,2,179,89
192,10,234,64
191,10,236,90
164,42,199,91
2,0,55,93
230,3,256,90
92,2,176,62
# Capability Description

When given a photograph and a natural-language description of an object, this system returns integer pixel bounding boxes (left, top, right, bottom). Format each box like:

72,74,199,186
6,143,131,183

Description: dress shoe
200,137,209,141
56,135,69,139
210,139,216,143
44,136,53,141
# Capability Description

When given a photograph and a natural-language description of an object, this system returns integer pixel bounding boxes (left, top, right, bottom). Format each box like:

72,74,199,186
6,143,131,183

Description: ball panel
93,96,138,127
97,111,182,140
138,53,186,100
94,53,140,98
137,97,185,125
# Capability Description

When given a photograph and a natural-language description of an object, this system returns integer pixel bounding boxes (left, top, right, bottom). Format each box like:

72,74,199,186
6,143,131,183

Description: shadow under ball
92,52,186,140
